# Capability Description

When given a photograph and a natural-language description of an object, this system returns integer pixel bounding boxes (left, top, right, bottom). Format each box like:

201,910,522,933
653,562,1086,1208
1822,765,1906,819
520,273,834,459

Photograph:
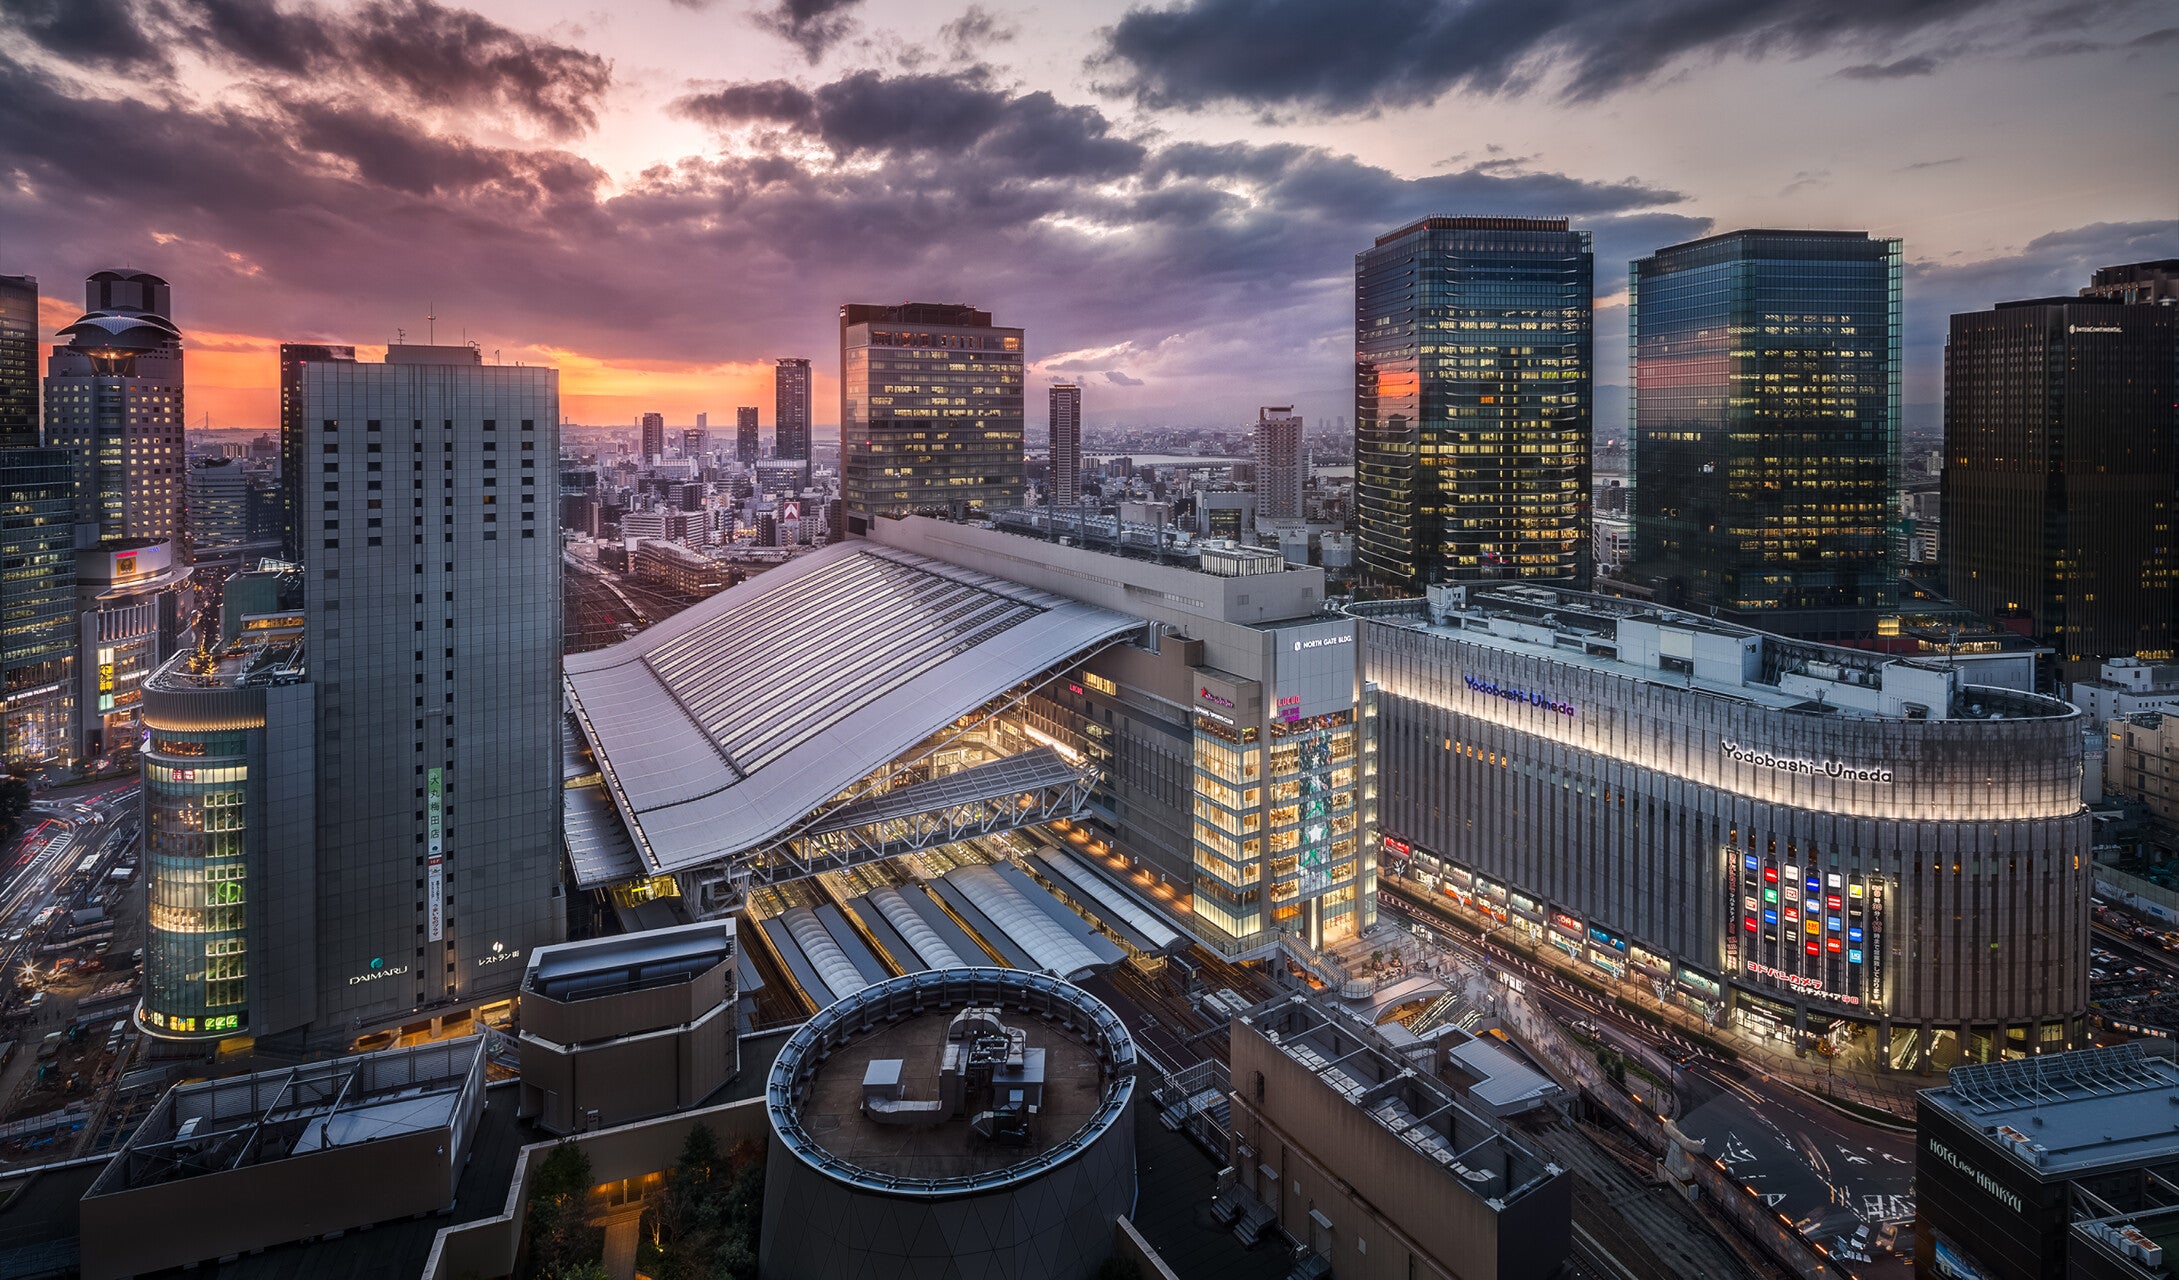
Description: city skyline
0,1,2170,430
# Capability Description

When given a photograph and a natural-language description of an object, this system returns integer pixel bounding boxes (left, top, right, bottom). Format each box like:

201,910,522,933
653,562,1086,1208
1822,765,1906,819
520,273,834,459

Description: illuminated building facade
1048,382,1082,506
138,619,315,1042
75,540,192,760
1943,298,2175,678
1355,216,1593,591
905,521,1368,953
1362,582,2090,1068
1630,230,1901,638
44,270,186,546
839,303,1024,533
0,448,77,764
774,357,811,462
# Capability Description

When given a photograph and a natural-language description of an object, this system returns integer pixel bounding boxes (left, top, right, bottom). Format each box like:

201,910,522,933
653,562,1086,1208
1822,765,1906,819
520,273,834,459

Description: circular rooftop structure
60,310,181,351
760,967,1139,1280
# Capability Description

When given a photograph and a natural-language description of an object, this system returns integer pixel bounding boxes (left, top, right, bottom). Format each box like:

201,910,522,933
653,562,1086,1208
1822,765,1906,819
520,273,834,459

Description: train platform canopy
1030,847,1188,956
563,541,1141,888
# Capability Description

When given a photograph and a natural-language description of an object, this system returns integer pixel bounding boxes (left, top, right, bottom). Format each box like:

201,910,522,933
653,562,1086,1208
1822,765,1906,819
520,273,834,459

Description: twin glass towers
1357,218,1902,639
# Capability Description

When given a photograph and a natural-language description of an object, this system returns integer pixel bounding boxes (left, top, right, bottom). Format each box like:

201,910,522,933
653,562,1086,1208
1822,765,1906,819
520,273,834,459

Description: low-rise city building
1225,992,1572,1280
79,1040,487,1280
1916,1041,2179,1280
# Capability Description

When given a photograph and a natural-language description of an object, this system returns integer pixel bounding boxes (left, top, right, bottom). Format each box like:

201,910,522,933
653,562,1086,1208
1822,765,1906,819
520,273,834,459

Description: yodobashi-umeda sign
1720,739,1893,784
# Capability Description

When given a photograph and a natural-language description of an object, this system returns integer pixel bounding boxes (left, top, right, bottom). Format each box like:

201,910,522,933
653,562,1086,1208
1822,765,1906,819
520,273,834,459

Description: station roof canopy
564,541,1140,883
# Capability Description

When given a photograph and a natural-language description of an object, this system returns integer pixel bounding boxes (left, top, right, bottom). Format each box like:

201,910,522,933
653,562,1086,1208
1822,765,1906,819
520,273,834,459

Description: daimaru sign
1721,739,1893,784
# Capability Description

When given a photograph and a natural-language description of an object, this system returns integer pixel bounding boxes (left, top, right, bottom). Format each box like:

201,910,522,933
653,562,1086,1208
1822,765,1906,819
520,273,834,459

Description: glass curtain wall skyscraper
0,274,37,448
839,302,1024,533
1355,216,1593,590
1630,230,1902,638
0,449,78,764
1943,297,2175,676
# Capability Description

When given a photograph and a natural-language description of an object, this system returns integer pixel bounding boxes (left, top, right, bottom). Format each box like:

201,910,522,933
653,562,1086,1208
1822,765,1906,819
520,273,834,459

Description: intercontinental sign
1720,739,1893,784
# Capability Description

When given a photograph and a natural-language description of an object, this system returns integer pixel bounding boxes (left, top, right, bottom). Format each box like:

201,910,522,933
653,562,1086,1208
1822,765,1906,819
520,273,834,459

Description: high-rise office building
185,456,252,551
290,343,563,1043
681,427,705,459
775,358,811,461
839,302,1023,532
281,344,358,563
735,405,760,463
0,273,38,448
1254,405,1306,522
0,448,77,765
640,412,665,465
44,269,186,545
1048,382,1082,506
1630,229,1901,638
1355,217,1593,591
1943,297,2175,676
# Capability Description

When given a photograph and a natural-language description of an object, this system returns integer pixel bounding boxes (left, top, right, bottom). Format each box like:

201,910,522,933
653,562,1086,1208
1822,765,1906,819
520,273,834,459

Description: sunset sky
1,0,2173,431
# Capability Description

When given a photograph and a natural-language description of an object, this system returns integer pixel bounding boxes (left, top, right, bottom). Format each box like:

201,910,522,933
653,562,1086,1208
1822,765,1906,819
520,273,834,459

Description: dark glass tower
839,302,1024,532
775,357,811,461
0,274,37,449
1630,230,1901,638
279,343,356,563
1355,216,1593,590
1943,298,2175,676
735,405,760,463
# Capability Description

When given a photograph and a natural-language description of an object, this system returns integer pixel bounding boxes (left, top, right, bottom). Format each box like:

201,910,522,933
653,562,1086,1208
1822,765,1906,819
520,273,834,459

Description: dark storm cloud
0,0,168,71
753,0,861,63
1837,54,1943,78
678,69,1146,178
0,0,613,135
1092,0,2072,114
186,0,614,135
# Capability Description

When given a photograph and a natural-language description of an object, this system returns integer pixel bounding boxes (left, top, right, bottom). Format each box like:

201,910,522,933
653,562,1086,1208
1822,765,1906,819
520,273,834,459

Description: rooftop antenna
395,327,405,345
427,304,436,346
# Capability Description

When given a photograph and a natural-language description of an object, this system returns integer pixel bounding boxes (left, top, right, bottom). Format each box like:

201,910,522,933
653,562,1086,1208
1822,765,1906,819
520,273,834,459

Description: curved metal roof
564,540,1140,877
943,864,1107,981
864,886,971,971
60,311,181,350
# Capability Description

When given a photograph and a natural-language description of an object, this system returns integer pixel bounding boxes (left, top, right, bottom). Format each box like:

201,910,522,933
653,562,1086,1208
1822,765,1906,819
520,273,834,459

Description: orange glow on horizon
35,301,832,431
